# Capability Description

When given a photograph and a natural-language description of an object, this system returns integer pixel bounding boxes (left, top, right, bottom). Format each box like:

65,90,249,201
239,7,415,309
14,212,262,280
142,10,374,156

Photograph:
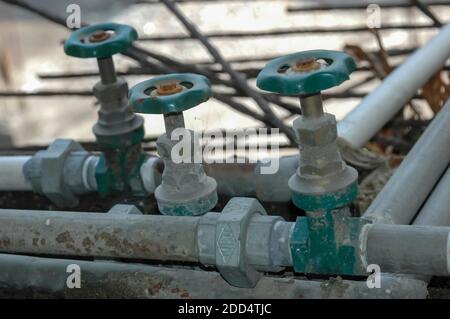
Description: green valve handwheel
129,73,212,114
256,50,356,96
64,23,138,58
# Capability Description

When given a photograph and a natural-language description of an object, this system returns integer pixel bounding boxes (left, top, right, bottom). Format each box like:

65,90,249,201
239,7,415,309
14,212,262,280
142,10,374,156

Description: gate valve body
64,23,147,196
129,73,218,216
256,50,358,211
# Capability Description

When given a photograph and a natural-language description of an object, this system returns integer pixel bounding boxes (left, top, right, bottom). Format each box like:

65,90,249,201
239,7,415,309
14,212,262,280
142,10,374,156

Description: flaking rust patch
56,231,74,244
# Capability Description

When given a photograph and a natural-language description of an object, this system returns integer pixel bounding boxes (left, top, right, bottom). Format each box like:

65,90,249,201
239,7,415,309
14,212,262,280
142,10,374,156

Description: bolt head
293,113,337,146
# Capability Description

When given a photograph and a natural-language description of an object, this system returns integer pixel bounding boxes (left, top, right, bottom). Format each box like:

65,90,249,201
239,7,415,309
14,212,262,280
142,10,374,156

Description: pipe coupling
197,197,288,288
23,139,91,207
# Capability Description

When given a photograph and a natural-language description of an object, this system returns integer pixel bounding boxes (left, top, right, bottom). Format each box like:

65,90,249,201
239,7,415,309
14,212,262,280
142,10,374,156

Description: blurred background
0,0,448,154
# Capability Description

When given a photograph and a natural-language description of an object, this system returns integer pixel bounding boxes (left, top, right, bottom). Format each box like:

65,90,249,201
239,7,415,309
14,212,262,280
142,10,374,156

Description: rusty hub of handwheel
88,30,112,43
292,57,321,72
155,81,184,96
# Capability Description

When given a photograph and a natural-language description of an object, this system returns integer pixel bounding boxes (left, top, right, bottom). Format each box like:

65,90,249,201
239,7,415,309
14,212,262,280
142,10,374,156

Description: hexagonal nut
216,197,267,288
25,139,85,207
97,105,134,125
293,113,337,147
93,77,128,105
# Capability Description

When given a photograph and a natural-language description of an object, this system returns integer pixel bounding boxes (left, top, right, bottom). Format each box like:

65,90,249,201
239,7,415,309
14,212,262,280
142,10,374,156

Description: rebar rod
411,0,443,27
138,24,438,41
160,0,297,143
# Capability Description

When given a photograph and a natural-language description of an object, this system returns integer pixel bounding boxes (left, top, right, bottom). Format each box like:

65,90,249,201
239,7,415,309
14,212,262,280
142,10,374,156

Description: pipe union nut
24,139,88,207
215,197,267,288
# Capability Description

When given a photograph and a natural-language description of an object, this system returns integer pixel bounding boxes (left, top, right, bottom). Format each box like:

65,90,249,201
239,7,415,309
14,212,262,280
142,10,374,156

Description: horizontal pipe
0,156,32,191
398,165,450,285
338,22,450,148
0,153,287,202
365,224,450,276
0,209,199,263
0,253,428,299
363,99,450,224
203,161,256,197
0,207,294,272
1,206,450,279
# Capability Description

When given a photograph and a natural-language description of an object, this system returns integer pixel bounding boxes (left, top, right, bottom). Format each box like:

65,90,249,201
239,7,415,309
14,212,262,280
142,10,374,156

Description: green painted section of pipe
291,181,358,212
290,208,370,276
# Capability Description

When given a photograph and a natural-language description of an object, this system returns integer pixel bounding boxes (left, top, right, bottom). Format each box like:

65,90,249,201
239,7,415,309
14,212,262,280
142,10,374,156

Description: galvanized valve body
257,50,358,211
129,73,218,216
64,23,147,196
288,94,358,211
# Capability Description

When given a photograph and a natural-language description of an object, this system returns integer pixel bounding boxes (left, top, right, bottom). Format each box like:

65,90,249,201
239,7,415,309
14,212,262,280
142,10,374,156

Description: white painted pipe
0,154,162,195
362,100,450,225
338,23,450,148
365,224,450,276
414,165,450,226
0,156,32,191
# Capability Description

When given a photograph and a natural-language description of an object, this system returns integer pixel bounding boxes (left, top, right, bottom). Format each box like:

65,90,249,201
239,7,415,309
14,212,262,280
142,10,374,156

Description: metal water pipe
338,22,450,148
0,253,428,299
363,99,450,225
0,199,450,281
